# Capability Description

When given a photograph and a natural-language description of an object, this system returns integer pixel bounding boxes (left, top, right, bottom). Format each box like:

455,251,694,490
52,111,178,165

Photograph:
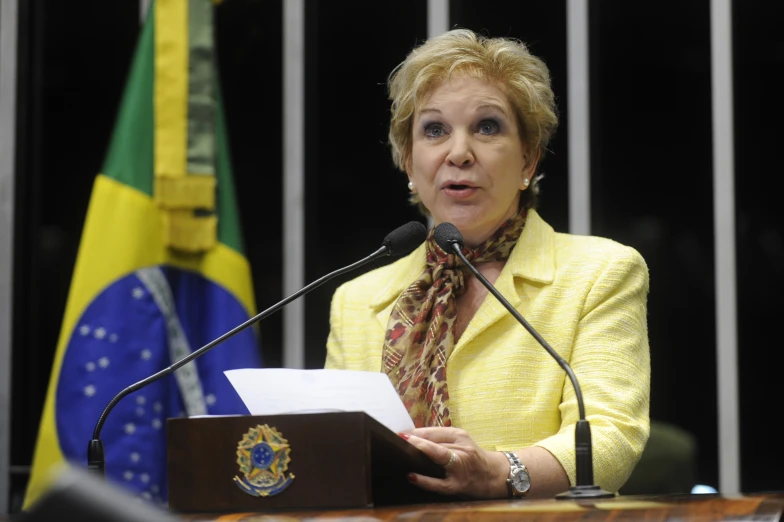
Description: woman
325,29,650,499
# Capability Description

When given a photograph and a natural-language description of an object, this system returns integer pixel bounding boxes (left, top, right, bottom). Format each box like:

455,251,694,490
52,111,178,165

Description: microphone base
87,439,106,478
555,485,615,500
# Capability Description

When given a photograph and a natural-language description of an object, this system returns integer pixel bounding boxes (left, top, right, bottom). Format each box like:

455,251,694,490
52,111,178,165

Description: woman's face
407,76,536,247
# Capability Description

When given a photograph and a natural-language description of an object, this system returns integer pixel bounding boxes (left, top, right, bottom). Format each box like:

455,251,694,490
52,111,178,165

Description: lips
442,181,479,199
441,180,478,190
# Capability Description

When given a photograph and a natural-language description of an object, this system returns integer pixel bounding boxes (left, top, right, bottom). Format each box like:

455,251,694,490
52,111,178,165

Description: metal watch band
502,451,530,498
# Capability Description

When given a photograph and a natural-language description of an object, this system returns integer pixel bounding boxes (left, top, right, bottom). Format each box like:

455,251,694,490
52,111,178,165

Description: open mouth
443,183,478,198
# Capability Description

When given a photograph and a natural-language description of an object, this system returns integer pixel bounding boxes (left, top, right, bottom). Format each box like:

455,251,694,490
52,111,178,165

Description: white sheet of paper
224,368,415,433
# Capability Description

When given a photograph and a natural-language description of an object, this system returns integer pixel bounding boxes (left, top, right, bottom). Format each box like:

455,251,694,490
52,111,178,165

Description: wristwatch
502,451,531,498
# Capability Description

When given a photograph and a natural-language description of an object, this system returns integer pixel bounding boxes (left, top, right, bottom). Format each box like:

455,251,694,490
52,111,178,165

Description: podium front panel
167,412,373,512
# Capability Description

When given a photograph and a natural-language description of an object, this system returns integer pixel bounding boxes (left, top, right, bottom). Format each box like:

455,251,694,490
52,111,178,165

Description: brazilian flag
24,0,261,507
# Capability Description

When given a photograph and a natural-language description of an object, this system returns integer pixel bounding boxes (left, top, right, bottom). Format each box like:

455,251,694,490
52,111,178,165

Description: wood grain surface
176,492,784,522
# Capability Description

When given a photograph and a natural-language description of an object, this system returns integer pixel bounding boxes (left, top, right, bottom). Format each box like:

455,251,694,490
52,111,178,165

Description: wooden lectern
167,411,452,513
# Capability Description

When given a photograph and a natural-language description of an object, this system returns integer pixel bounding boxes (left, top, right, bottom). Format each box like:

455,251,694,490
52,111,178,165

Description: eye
423,122,447,138
478,119,500,135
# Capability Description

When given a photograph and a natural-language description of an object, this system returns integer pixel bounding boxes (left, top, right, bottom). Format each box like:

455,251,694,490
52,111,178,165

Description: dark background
7,0,784,511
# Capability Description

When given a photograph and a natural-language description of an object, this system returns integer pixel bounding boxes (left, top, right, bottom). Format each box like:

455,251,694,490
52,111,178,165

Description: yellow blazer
325,210,650,493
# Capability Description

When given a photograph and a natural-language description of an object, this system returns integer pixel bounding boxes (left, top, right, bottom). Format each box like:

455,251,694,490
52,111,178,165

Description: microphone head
434,222,464,252
383,221,427,257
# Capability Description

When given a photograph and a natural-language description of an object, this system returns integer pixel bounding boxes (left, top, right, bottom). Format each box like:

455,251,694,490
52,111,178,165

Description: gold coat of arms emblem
234,424,295,497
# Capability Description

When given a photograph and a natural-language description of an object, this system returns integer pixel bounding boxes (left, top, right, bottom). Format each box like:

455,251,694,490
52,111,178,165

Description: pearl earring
408,181,414,191
523,178,530,187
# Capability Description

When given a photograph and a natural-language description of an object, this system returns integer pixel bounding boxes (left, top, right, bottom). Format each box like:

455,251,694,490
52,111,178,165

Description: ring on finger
443,449,457,469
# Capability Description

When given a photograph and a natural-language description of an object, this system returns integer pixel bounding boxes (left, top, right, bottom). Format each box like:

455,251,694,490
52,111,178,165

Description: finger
405,434,456,467
408,427,464,443
408,473,456,495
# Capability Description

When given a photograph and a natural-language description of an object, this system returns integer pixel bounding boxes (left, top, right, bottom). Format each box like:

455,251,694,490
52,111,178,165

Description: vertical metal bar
140,0,151,24
428,0,449,38
283,0,305,369
566,0,590,235
710,0,740,495
426,0,448,230
0,0,19,514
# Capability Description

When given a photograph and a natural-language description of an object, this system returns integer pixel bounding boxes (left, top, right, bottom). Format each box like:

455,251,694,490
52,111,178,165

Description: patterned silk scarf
381,210,527,427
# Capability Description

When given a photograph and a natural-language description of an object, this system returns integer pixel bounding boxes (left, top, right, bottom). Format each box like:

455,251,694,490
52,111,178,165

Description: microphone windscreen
434,222,464,252
383,221,427,257
23,464,178,522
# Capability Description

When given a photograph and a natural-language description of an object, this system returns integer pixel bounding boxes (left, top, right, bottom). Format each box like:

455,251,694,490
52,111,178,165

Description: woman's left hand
401,427,509,498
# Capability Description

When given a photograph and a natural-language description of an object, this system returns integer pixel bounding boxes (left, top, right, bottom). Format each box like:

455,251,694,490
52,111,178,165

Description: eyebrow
475,103,511,118
418,103,510,118
416,104,510,118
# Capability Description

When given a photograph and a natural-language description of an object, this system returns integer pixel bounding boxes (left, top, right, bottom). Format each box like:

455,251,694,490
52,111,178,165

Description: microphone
433,222,614,500
87,221,428,476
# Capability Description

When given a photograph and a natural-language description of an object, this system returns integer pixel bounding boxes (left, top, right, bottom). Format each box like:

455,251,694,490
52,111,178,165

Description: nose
445,132,474,167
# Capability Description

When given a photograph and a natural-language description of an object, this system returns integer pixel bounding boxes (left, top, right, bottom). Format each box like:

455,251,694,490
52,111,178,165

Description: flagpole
0,0,19,514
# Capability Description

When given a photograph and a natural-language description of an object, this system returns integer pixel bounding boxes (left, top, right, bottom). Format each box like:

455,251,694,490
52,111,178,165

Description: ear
520,147,542,190
405,155,413,178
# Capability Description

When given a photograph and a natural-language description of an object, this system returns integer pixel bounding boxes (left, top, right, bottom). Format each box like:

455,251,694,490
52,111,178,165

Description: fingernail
398,432,410,441
407,473,417,483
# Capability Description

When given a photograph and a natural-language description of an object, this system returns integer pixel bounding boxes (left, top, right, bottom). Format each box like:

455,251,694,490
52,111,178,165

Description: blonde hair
388,29,559,210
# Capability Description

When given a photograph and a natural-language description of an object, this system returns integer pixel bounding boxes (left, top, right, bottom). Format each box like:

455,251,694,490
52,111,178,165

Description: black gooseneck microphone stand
88,221,428,477
434,222,614,500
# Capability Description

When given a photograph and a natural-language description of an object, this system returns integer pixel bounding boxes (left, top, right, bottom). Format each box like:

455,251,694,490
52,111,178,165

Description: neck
456,224,506,248
456,211,526,249
444,207,524,248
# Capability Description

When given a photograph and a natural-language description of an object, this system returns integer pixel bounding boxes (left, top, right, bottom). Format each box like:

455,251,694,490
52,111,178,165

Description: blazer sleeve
324,283,347,369
535,246,651,493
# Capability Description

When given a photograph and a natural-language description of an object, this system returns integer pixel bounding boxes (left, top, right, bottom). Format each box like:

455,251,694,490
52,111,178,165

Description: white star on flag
84,385,96,397
98,357,110,368
132,287,144,299
94,327,107,339
124,423,136,434
79,325,91,336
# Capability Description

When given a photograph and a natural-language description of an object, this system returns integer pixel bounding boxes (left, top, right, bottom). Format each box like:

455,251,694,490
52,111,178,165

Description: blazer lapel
368,210,556,352
451,210,556,357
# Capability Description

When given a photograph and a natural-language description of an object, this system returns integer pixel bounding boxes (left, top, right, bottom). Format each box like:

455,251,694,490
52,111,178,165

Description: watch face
511,468,531,493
